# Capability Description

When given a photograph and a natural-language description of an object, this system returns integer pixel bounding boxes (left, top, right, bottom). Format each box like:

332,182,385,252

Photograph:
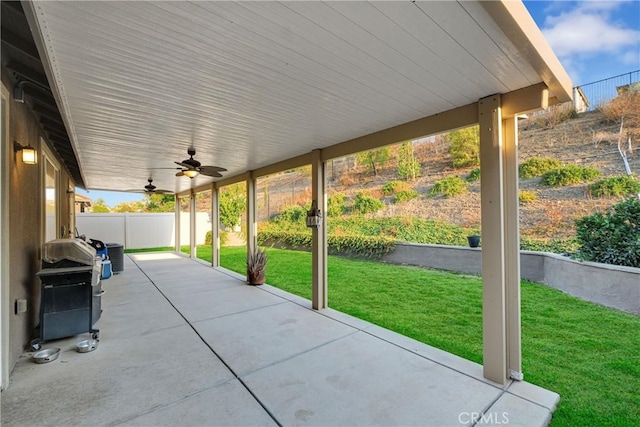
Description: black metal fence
576,70,639,111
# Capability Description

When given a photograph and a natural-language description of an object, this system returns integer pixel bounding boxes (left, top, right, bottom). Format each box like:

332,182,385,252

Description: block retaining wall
382,242,640,315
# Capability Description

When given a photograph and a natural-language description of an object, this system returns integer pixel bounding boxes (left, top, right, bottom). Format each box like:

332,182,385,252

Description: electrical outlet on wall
15,299,27,314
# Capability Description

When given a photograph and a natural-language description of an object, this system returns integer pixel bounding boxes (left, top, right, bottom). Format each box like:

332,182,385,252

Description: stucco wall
540,254,640,315
3,70,74,372
382,242,640,315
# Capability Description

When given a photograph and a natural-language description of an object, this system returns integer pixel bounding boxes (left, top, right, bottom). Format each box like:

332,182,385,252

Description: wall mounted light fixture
14,141,38,165
13,86,25,103
306,200,322,228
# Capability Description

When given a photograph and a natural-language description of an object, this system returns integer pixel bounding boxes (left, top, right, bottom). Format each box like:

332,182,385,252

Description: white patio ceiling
26,1,571,194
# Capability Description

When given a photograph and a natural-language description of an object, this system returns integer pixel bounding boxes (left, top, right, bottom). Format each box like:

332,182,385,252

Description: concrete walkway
1,253,559,426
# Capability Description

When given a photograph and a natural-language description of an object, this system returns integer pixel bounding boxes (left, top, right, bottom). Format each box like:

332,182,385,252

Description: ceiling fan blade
176,171,185,177
199,165,227,173
199,170,223,178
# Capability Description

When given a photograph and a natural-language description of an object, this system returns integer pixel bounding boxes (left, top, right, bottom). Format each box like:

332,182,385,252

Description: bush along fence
258,230,395,259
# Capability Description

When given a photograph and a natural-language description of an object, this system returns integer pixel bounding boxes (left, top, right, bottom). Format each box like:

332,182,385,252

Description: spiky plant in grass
247,248,268,285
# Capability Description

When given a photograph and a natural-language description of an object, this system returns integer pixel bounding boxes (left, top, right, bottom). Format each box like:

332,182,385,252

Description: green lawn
124,246,174,254
163,245,640,426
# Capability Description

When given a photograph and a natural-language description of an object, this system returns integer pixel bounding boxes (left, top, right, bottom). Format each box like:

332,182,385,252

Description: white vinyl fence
76,213,212,249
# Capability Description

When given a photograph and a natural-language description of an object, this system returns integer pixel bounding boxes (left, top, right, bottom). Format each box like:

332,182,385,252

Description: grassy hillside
256,99,639,246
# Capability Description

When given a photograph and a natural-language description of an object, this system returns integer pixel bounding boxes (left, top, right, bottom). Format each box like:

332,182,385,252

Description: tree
219,184,246,229
92,198,111,213
144,194,175,213
356,147,391,176
112,201,143,213
447,126,480,168
397,142,421,181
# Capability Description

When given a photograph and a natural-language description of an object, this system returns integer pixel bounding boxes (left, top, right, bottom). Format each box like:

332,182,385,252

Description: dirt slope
259,109,638,241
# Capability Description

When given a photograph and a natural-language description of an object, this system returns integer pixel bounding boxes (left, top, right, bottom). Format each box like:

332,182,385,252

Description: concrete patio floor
1,252,559,426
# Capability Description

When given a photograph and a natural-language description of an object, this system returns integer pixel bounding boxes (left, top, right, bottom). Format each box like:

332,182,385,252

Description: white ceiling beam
480,0,573,103
502,83,549,118
322,102,479,161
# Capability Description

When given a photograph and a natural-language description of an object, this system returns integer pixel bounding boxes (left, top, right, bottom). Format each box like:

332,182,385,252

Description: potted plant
247,247,268,285
467,235,481,248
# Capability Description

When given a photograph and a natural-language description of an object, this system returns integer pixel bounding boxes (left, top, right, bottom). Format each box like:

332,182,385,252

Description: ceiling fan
126,179,173,194
174,148,227,179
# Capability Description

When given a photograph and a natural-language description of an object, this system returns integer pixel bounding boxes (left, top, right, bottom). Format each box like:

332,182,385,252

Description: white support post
246,172,257,258
189,191,196,258
174,194,180,252
311,150,327,310
479,95,523,384
503,116,522,380
211,183,220,268
479,94,507,385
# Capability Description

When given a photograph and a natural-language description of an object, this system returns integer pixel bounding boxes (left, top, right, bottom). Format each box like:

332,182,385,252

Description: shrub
541,165,600,187
327,234,395,258
534,103,577,129
204,230,228,246
601,92,640,140
258,230,395,258
589,176,640,197
519,190,538,204
466,168,480,182
519,157,562,179
356,147,391,176
397,142,421,180
575,198,640,267
382,180,409,195
353,191,384,214
327,193,347,217
395,190,419,203
520,237,579,254
429,176,468,198
446,126,480,168
262,215,479,247
382,181,418,204
273,205,307,223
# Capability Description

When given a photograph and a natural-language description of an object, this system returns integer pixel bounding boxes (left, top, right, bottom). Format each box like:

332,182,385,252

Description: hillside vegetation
256,94,639,258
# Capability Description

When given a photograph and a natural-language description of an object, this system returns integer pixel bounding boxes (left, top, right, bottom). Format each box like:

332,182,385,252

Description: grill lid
43,238,97,265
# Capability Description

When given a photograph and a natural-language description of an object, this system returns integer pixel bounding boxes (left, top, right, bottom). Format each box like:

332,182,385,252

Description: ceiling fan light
183,169,199,179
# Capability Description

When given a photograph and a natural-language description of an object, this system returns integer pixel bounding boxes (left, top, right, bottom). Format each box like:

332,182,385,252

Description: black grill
32,239,102,350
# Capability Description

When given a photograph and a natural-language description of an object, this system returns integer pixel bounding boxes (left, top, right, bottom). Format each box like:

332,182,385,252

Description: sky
77,0,640,208
524,0,640,85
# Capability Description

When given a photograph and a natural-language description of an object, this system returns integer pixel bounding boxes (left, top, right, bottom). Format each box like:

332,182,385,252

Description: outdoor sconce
182,169,199,179
13,86,25,103
14,141,38,165
306,200,322,228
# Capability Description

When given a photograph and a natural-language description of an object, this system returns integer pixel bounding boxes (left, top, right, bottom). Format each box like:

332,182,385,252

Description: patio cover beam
480,1,572,104
479,94,507,385
211,183,220,268
311,150,328,310
479,90,528,385
322,103,478,162
246,172,258,260
189,192,196,258
174,194,180,253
